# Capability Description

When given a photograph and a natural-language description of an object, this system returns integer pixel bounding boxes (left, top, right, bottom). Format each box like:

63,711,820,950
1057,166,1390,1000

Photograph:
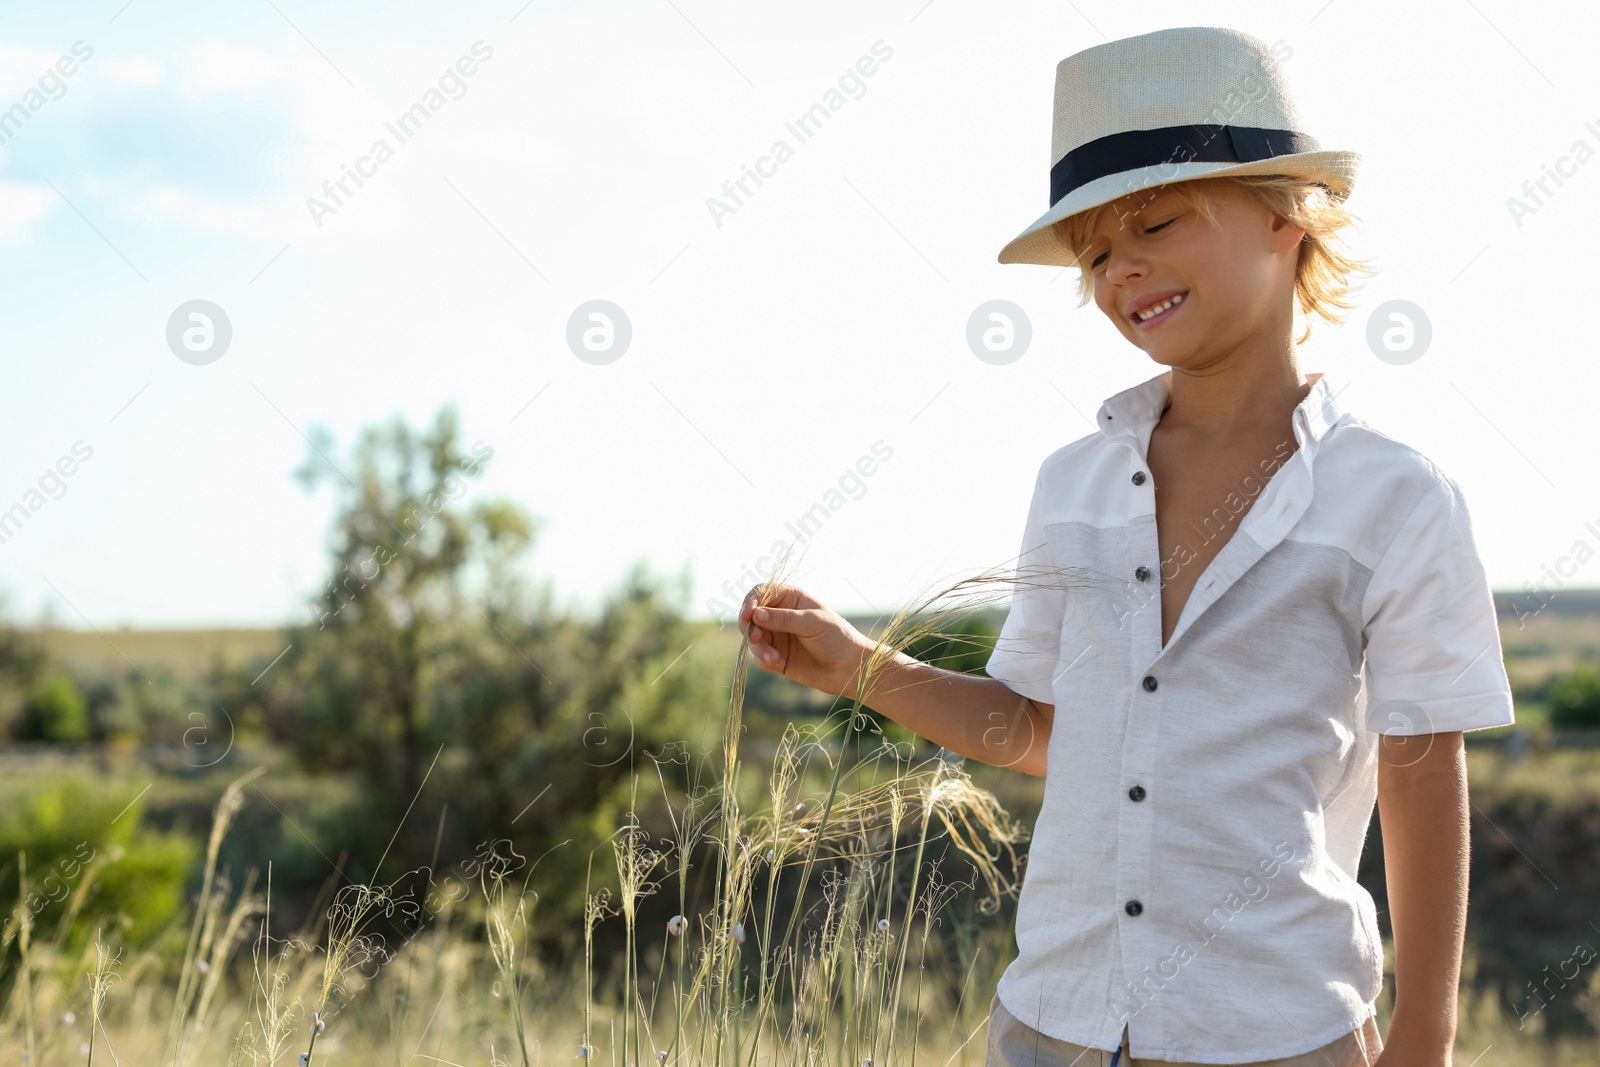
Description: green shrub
19,672,89,742
0,775,198,950
1546,663,1600,728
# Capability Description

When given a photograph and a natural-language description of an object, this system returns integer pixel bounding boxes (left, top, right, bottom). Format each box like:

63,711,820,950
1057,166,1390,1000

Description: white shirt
984,369,1514,1064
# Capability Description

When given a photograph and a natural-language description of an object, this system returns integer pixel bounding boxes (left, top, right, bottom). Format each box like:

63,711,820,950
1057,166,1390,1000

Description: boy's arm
861,651,1055,777
1375,728,1468,1066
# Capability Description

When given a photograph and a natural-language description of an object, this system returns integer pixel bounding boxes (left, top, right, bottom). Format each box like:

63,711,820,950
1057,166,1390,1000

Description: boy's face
1084,179,1304,367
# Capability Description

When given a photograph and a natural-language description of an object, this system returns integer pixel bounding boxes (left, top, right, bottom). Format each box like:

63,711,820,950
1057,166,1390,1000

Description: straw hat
998,26,1360,267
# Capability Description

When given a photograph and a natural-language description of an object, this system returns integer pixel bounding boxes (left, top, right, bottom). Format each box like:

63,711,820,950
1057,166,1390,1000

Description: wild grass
0,551,1039,1066
0,549,1593,1064
84,931,117,1067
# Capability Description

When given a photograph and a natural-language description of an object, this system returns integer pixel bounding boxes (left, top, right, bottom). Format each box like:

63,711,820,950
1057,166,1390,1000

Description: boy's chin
1136,348,1195,371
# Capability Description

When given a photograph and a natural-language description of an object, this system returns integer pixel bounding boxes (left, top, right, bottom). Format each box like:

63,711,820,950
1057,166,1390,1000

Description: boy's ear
1270,214,1306,253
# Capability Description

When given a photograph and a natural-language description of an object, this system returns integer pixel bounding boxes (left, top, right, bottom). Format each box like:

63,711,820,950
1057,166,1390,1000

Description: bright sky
1,0,1596,632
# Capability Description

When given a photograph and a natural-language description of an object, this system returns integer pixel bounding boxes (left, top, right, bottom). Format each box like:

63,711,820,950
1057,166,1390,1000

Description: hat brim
996,150,1360,267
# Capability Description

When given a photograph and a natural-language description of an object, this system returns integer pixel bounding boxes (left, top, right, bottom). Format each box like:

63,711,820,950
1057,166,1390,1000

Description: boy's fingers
752,606,822,634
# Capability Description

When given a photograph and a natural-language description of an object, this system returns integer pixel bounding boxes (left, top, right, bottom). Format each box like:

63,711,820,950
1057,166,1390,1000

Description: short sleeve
1360,474,1514,735
984,467,1066,706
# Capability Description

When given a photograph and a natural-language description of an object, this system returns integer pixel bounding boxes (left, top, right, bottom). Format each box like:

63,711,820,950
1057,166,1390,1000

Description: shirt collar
1095,370,1344,462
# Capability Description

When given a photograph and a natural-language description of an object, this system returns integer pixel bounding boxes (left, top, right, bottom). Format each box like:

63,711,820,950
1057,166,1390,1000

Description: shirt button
1131,471,1147,485
1125,900,1143,916
1129,785,1146,802
1134,565,1150,582
1142,675,1158,692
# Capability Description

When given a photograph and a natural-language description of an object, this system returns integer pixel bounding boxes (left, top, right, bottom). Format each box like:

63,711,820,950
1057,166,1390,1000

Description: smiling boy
976,27,1517,1067
1080,180,1324,652
739,25,1514,1067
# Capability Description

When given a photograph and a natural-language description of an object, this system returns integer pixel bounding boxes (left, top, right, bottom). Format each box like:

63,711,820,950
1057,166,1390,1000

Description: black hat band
1049,124,1322,208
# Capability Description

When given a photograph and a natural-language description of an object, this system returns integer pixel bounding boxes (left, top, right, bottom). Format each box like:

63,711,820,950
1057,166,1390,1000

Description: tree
272,405,535,802
241,404,730,944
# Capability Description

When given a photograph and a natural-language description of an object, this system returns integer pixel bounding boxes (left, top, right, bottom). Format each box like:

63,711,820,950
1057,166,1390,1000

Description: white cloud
183,42,285,94
0,181,56,242
436,126,561,172
0,46,65,96
122,184,301,239
100,55,166,89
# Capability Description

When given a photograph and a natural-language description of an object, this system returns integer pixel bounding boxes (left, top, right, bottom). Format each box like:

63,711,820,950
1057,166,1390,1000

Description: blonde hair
1054,174,1377,345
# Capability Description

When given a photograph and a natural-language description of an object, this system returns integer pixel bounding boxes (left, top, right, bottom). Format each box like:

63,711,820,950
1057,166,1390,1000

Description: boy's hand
738,583,877,698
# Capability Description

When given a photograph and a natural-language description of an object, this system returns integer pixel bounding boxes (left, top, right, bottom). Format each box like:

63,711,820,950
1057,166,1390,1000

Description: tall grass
0,556,1056,1062
592,547,1032,1067
481,839,542,1067
164,764,266,1066
0,551,1032,1064
84,931,118,1067
5,551,1580,1063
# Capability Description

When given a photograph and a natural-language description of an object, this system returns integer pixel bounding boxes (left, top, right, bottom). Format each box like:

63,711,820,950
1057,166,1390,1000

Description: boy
738,26,1513,1067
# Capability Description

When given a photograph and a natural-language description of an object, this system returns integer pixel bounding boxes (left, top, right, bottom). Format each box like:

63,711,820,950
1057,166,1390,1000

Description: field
1,593,1598,1065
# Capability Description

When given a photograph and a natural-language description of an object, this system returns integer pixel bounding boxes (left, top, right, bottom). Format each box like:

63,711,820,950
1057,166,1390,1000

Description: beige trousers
985,993,1383,1067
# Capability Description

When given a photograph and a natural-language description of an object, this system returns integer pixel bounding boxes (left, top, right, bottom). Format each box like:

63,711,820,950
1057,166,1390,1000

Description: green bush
19,672,89,742
0,775,198,950
1546,663,1600,728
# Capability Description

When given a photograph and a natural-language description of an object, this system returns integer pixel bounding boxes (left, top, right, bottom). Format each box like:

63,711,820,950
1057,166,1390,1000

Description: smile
1134,292,1187,329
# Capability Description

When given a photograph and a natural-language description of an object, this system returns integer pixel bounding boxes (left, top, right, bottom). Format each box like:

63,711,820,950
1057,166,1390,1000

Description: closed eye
1089,215,1179,270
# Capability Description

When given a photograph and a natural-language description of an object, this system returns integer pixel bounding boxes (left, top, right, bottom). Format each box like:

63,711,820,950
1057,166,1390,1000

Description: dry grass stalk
166,765,267,1064
85,928,120,1067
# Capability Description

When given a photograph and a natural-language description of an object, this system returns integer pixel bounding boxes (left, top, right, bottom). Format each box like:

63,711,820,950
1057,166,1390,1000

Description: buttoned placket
1120,403,1321,664
1096,393,1324,1053
1113,450,1163,1043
